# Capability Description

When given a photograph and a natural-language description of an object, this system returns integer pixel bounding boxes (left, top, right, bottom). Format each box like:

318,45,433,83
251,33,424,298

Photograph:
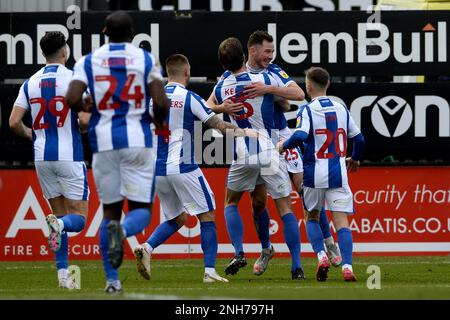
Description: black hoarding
1,82,449,164
1,10,449,79
189,82,450,163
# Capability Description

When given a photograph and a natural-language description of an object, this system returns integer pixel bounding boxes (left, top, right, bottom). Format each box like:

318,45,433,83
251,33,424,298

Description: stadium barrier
1,10,450,78
0,167,449,261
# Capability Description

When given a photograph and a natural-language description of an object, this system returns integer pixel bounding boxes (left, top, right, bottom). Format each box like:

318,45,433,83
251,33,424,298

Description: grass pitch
0,256,449,300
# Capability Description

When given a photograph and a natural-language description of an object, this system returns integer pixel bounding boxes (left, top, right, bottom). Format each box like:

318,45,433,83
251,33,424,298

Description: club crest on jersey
279,71,289,79
296,116,301,128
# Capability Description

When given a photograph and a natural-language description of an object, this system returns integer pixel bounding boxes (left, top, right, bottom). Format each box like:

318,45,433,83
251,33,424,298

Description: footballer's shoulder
268,63,282,71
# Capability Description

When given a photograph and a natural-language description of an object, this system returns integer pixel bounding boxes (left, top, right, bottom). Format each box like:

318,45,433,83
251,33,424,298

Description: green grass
1,256,449,299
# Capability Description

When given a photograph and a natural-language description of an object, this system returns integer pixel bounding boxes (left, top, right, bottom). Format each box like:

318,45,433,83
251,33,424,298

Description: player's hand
244,128,258,138
82,94,94,112
220,99,244,115
243,82,269,99
154,121,171,143
277,139,286,154
346,157,360,173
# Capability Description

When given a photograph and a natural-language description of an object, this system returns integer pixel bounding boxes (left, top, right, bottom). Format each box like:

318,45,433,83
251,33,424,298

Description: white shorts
35,161,89,201
92,147,155,205
283,147,303,174
156,168,216,220
302,185,354,213
227,155,291,199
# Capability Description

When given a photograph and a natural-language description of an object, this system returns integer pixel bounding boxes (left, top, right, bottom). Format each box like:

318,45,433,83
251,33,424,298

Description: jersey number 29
30,96,68,130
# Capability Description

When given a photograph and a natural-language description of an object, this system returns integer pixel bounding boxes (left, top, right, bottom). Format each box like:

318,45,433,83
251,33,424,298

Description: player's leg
135,212,187,280
250,183,275,276
327,186,356,281
290,169,341,267
53,161,89,235
35,161,83,289
223,163,258,275
224,188,247,275
105,147,155,274
92,150,123,293
319,207,342,267
49,161,89,289
264,160,303,279
250,183,271,251
302,187,331,281
197,211,228,283
134,175,186,280
45,196,72,288
273,195,304,279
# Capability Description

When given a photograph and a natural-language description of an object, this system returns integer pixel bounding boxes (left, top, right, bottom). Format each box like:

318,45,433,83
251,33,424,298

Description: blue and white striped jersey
72,42,163,153
14,64,84,161
247,63,294,136
155,82,214,176
295,96,361,188
213,70,281,158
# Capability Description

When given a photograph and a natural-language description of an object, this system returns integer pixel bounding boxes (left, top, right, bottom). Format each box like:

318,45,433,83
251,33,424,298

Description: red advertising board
0,167,449,261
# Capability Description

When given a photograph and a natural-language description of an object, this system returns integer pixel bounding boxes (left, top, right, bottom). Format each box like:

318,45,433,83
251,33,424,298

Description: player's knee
197,211,215,222
275,196,293,215
305,210,320,222
174,212,188,229
251,199,266,216
66,200,88,217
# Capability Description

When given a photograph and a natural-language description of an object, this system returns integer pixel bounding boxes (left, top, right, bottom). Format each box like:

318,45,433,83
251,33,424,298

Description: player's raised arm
244,80,304,101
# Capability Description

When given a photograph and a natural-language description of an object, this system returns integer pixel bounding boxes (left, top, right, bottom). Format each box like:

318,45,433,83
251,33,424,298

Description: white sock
324,236,334,246
143,242,153,253
317,250,327,261
58,268,68,280
342,264,353,272
205,267,216,275
57,219,64,232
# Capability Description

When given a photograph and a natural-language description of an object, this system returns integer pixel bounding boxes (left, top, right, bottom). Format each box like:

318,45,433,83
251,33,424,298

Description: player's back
20,64,83,161
214,71,277,133
155,83,214,176
214,71,278,158
300,96,360,189
78,42,157,153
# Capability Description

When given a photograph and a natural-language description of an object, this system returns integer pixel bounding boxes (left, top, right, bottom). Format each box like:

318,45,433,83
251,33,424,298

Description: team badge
296,116,301,128
279,71,289,79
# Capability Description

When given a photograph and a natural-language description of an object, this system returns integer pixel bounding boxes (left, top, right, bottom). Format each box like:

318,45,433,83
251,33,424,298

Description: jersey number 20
315,128,347,159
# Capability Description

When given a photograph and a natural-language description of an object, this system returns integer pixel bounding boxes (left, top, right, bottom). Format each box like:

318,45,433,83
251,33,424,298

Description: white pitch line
124,292,239,300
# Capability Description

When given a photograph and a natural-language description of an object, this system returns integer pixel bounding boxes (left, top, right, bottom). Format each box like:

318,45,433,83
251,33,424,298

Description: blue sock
61,214,85,232
224,205,244,255
337,227,353,265
147,219,179,250
254,208,271,249
200,221,218,268
306,220,325,253
99,219,118,281
122,208,150,237
281,213,301,271
319,208,332,239
55,230,68,270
